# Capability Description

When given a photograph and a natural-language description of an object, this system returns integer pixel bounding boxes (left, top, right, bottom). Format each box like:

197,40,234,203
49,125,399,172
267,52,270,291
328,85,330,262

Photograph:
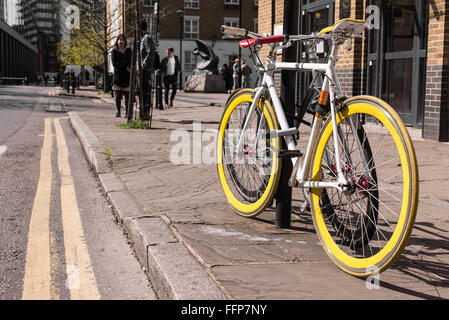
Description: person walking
111,33,132,118
220,64,233,93
241,60,252,88
160,47,181,109
232,58,240,90
140,20,157,117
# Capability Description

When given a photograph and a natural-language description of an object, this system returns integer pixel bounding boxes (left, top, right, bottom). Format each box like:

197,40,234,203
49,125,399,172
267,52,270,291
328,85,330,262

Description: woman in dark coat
111,34,132,117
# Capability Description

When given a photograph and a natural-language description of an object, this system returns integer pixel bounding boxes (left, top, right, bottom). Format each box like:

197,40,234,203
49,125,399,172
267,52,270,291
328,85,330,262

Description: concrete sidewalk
63,87,449,300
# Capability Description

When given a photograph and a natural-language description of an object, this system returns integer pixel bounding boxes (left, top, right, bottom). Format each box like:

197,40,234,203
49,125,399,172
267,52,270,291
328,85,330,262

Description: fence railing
0,77,27,85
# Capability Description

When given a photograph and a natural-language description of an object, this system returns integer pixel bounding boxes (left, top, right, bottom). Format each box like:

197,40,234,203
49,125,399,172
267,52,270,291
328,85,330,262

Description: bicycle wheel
217,89,282,217
310,95,419,277
224,89,274,203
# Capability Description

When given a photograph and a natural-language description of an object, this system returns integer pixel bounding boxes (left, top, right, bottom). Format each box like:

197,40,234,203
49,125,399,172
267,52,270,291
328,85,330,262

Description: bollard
275,0,299,229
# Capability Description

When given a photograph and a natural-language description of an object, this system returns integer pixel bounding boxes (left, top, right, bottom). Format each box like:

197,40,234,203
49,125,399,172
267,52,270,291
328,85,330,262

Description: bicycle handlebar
222,25,339,50
238,34,331,49
220,25,247,37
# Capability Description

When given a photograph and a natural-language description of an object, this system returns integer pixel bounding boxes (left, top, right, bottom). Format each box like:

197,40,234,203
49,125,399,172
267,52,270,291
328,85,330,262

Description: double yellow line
22,118,100,300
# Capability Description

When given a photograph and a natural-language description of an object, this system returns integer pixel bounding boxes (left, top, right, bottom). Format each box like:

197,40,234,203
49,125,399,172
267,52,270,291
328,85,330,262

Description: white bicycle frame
235,35,351,192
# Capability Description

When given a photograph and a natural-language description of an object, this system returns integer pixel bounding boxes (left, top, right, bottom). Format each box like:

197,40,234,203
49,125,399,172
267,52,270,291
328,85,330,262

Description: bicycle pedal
279,150,303,159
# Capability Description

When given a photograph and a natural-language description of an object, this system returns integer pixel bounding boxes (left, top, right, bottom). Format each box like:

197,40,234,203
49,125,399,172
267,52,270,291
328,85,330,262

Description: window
184,51,199,72
184,16,199,39
224,17,239,28
224,0,239,5
254,19,258,33
143,0,155,7
184,0,200,9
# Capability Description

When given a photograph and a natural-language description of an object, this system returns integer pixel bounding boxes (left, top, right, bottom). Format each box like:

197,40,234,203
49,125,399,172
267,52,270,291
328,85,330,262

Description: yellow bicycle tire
217,90,282,217
310,95,419,277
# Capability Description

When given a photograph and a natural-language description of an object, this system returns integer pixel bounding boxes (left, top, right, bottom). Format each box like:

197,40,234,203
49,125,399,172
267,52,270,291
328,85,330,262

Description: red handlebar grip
239,39,256,48
257,35,285,45
239,35,285,48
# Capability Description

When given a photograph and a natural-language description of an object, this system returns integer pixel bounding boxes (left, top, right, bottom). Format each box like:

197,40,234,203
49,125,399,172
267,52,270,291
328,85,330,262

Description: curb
58,92,101,99
68,111,227,300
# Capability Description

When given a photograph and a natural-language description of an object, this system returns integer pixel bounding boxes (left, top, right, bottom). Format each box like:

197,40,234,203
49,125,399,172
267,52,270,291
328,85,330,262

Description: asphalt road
0,85,156,300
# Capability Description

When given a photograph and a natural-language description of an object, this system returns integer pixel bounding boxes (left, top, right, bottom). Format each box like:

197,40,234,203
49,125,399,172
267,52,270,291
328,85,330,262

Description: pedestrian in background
241,60,252,88
220,64,233,93
232,58,240,90
111,33,132,118
160,47,181,109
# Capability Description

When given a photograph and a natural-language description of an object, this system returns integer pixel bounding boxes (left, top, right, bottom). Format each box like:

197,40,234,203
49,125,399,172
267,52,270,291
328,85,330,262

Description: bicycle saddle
319,18,366,37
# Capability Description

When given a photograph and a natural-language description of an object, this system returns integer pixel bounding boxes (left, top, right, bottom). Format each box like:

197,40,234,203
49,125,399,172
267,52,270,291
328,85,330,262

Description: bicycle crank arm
289,158,302,188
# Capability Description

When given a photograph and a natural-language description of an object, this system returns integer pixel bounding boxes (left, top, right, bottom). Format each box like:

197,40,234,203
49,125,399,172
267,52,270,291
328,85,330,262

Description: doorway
298,0,335,104
367,0,428,127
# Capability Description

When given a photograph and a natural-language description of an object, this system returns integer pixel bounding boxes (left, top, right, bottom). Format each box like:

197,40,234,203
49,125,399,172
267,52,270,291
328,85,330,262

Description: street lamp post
176,9,184,91
238,1,242,88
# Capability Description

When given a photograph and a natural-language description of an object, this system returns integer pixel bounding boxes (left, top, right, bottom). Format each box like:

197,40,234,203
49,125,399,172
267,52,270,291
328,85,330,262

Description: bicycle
216,19,419,278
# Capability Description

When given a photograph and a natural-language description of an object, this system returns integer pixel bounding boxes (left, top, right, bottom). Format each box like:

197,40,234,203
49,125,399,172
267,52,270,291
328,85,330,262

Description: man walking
160,48,181,109
140,21,156,118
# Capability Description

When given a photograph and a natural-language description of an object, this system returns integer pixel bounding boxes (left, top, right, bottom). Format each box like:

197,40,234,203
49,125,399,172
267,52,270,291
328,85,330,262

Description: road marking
22,118,53,300
54,118,101,300
0,145,7,156
49,231,61,300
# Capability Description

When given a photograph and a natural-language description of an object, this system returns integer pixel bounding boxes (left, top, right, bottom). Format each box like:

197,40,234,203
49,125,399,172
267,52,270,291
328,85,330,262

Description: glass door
367,0,428,127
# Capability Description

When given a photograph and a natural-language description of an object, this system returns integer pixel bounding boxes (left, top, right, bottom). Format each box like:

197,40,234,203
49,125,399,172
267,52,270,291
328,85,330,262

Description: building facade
2,0,20,26
0,0,4,22
109,0,258,76
0,18,38,81
259,0,449,142
14,0,63,75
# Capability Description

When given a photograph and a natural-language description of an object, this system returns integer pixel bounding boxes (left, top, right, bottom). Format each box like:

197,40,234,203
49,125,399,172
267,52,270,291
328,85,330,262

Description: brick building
109,0,258,75
258,0,449,142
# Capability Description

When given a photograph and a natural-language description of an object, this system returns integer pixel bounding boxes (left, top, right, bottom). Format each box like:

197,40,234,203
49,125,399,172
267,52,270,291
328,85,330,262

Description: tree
57,26,103,85
64,0,128,91
57,29,103,68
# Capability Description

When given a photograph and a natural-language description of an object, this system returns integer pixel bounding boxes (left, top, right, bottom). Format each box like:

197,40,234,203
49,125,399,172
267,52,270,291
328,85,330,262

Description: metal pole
179,13,183,90
238,1,242,88
155,1,163,110
135,0,145,121
275,0,298,229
